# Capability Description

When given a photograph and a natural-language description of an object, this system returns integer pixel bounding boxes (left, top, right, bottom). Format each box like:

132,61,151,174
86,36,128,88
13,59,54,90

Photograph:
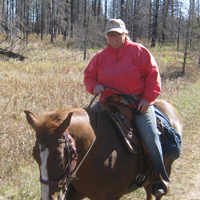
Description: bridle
36,116,99,192
36,130,78,189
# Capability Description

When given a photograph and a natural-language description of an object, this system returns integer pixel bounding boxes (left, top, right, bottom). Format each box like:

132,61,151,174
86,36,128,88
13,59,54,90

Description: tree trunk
171,0,174,17
182,0,192,75
161,0,169,45
35,0,40,35
198,0,200,70
132,0,137,42
41,0,45,40
104,0,107,27
151,0,159,47
83,0,88,60
148,0,152,41
51,0,55,43
6,0,9,40
0,1,2,32
63,0,69,41
120,0,125,19
70,0,74,38
11,0,14,34
23,0,26,40
93,0,97,17
177,9,181,51
54,3,58,39
112,0,115,18
25,0,31,44
1,0,5,32
97,0,101,22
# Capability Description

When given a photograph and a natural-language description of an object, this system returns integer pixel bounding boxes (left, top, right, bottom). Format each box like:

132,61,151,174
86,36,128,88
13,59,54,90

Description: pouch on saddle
102,101,141,154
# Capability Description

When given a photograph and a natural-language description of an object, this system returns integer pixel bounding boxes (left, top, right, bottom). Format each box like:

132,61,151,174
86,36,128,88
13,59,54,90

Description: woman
84,18,169,197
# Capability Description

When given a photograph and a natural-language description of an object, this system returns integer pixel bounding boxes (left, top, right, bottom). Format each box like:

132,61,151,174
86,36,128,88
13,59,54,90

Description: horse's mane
36,108,87,136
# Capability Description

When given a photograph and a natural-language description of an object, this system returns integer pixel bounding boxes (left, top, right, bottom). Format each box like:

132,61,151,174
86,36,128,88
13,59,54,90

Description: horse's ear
54,112,73,136
24,110,39,131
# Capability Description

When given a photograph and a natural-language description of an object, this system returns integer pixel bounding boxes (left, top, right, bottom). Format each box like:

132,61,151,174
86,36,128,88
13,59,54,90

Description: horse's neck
69,110,96,156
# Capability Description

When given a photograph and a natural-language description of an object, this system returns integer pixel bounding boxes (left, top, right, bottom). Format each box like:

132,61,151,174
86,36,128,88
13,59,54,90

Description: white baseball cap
104,19,129,35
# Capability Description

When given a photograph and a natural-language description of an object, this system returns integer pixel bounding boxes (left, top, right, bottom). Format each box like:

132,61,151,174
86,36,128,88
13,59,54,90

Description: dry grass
0,37,200,199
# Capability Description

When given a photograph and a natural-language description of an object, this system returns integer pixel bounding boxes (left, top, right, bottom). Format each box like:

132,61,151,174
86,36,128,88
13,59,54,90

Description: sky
180,0,190,9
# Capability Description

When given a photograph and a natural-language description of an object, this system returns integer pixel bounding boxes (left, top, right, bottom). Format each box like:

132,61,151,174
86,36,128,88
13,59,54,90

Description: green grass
0,37,200,199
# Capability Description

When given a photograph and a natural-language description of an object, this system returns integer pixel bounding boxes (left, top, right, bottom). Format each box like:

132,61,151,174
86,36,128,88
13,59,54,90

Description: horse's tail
155,99,183,136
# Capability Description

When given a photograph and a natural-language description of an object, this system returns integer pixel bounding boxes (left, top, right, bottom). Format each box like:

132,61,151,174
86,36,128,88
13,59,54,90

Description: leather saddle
102,101,164,154
102,101,142,153
101,101,169,196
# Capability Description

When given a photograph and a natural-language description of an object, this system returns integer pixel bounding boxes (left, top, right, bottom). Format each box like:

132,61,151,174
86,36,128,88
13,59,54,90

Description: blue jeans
133,105,170,182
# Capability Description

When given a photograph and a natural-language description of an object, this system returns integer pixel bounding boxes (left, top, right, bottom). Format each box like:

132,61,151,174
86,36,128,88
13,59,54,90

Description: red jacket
84,39,161,105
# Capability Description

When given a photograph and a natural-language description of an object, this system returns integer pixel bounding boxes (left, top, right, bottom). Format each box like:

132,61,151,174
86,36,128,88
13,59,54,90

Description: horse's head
25,110,77,200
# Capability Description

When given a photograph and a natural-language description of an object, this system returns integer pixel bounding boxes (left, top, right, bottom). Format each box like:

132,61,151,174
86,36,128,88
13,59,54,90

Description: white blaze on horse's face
39,144,50,200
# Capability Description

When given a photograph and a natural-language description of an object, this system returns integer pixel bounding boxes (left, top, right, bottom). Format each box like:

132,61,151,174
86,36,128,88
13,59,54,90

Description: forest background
1,0,200,68
0,0,200,199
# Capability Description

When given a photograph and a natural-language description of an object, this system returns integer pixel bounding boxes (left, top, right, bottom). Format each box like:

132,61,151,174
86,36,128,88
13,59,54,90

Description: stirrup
152,174,169,197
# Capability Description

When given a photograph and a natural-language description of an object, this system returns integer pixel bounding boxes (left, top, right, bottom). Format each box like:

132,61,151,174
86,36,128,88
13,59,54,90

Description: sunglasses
107,32,122,37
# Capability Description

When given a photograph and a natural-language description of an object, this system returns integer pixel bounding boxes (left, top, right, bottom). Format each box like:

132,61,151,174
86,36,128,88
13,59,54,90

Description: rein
58,91,103,188
88,86,143,115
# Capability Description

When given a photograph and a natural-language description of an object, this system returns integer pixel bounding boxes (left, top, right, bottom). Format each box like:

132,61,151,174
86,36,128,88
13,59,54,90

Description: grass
0,36,200,199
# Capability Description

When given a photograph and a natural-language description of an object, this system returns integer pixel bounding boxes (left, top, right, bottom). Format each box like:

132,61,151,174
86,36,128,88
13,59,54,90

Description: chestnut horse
25,99,182,200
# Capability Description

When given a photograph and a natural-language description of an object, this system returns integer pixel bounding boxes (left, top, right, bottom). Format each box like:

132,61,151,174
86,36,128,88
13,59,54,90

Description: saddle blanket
154,105,182,160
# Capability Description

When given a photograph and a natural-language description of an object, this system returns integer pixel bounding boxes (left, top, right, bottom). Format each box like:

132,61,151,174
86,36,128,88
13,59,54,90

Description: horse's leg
65,184,85,200
164,156,174,178
144,184,153,200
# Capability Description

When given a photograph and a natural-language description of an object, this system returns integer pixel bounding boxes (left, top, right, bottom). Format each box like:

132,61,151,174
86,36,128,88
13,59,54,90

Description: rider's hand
137,99,150,114
94,85,105,95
